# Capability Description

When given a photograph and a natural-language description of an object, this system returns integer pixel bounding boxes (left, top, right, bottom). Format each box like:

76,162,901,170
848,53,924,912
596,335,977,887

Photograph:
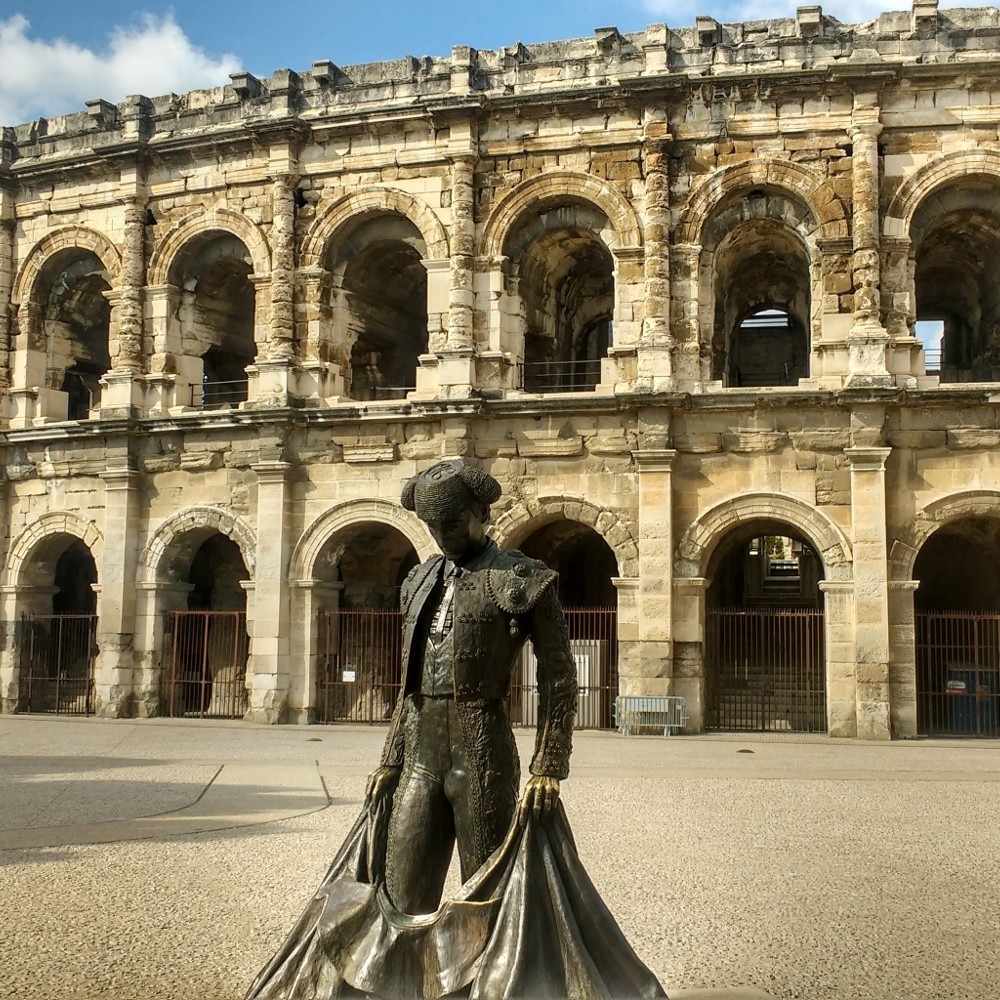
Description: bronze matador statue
245,461,667,1000
367,459,577,914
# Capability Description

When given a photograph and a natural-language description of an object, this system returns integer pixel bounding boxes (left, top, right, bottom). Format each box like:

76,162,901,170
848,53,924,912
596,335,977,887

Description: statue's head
401,460,502,560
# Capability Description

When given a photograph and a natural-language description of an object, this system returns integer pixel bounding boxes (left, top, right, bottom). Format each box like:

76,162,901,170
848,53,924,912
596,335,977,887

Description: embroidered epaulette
400,556,443,617
486,550,557,615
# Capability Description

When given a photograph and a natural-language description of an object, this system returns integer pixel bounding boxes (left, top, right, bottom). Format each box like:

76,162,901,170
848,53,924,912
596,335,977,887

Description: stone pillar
819,580,857,737
669,243,703,389
447,154,476,352
0,201,14,395
845,445,892,739
289,579,341,724
638,110,673,390
94,461,142,716
117,196,146,373
269,176,297,359
431,152,476,397
888,579,920,738
611,577,640,707
632,450,677,700
133,581,192,716
671,576,709,731
846,112,891,386
246,460,292,723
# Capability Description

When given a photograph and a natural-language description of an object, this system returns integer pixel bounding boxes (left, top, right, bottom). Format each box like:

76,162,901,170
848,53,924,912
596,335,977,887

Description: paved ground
1,717,999,1000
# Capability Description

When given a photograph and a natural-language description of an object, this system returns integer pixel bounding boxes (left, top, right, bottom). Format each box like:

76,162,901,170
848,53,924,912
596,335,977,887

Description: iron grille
162,610,249,719
521,359,601,393
705,607,826,733
315,606,618,730
17,614,98,715
915,612,1000,737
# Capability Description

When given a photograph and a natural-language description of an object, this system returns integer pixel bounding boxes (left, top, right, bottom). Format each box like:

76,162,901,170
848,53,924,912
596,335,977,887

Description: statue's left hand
519,774,560,822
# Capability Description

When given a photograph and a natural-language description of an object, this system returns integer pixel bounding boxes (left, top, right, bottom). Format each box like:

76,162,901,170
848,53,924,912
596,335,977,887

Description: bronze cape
244,784,668,1000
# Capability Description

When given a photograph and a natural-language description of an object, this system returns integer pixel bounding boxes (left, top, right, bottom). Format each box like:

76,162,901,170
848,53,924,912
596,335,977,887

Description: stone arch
675,492,853,582
675,158,845,246
884,149,1000,238
4,512,104,589
147,208,272,287
491,496,639,578
140,506,256,585
290,498,434,581
889,489,1000,582
481,170,643,260
300,188,450,269
13,226,122,306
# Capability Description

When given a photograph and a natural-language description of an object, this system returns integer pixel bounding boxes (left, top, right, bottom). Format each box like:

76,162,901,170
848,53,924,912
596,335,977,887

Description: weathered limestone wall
4,2,1000,736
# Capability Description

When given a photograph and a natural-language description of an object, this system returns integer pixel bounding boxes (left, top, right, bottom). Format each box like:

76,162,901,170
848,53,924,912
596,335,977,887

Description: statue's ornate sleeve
380,696,407,768
527,582,577,779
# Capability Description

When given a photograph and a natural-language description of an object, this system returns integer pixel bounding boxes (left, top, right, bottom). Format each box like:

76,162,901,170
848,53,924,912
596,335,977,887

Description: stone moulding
13,226,122,306
674,491,854,582
491,495,639,578
289,498,434,582
139,505,257,584
3,512,105,589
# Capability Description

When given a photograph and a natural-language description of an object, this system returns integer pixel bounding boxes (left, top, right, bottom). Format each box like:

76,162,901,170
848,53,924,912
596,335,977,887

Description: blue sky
2,0,904,126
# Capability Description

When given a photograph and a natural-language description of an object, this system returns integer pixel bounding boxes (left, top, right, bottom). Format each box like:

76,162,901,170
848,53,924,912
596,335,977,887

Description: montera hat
401,460,502,521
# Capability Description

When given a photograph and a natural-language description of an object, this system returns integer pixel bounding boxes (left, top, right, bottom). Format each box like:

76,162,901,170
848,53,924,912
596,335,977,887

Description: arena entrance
161,533,250,719
514,521,619,730
705,526,826,733
914,517,1000,737
17,537,98,715
314,522,418,723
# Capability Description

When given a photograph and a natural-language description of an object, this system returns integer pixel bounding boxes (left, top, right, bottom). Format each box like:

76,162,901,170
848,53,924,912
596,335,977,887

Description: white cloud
640,0,902,26
0,14,241,127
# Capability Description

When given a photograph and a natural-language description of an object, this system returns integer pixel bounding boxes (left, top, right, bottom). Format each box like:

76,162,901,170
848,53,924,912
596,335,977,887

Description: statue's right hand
365,766,400,802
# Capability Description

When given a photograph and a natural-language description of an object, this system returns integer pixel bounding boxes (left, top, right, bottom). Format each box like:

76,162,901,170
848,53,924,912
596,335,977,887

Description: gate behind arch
704,530,827,734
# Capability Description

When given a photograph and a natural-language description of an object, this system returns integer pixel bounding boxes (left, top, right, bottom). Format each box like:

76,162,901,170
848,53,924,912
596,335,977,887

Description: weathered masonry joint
3,0,1000,738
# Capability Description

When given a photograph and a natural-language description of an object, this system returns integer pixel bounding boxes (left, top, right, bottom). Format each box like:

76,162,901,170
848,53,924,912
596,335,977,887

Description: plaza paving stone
1,716,998,1000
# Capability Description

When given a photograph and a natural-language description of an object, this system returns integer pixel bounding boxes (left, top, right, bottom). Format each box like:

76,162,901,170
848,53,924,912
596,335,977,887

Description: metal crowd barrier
613,695,687,736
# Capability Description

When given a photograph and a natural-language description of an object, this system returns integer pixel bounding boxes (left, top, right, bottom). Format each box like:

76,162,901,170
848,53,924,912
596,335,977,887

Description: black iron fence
706,607,826,733
521,359,601,393
316,609,403,724
191,379,249,409
315,606,618,730
17,614,98,715
915,612,1000,737
161,610,249,719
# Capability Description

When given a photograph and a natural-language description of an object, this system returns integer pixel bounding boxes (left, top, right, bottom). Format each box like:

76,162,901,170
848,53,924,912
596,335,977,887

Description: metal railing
923,346,942,373
705,607,826,733
162,610,249,719
316,609,403,724
915,611,1000,737
191,379,249,409
315,605,619,730
371,386,415,401
17,614,98,715
521,359,602,394
511,607,618,730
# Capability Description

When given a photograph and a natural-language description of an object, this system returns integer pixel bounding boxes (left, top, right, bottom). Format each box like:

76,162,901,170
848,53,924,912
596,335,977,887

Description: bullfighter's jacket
380,538,577,779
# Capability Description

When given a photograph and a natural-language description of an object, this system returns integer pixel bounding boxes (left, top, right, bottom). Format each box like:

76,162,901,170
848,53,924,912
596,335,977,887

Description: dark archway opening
705,523,826,732
711,222,811,387
328,215,429,401
163,532,250,719
516,520,618,728
178,235,256,408
914,517,1000,736
506,202,614,393
36,251,112,419
17,536,99,715
315,523,419,723
912,182,1000,383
